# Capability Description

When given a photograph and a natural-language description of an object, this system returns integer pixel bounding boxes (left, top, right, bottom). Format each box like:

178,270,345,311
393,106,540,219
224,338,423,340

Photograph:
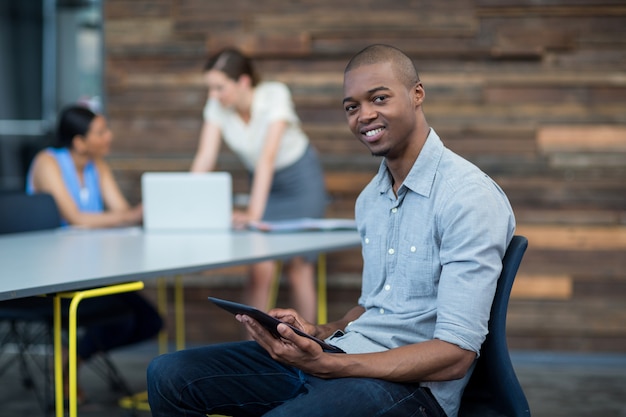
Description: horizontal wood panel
511,274,573,300
508,299,626,336
520,250,625,279
516,225,626,250
537,126,626,153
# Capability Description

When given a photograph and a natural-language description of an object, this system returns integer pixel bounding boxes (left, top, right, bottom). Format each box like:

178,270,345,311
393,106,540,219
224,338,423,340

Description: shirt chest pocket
397,239,435,297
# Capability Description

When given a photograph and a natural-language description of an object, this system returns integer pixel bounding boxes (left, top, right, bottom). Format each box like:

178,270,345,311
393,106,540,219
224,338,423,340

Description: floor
0,342,625,417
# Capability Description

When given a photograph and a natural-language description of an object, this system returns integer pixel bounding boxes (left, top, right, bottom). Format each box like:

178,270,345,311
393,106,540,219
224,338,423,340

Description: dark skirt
261,145,328,222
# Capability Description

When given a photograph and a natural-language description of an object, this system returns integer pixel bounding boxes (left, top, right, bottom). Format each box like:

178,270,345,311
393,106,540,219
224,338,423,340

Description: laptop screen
141,172,232,231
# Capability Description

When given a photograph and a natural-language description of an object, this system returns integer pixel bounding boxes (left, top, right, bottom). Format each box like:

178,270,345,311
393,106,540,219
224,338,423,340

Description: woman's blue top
26,147,103,225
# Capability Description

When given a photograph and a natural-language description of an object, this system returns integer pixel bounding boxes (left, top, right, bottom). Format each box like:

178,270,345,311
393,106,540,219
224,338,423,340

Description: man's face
342,62,418,159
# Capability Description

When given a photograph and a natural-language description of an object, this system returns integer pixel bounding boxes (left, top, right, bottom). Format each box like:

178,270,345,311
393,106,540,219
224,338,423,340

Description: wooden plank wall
103,0,626,352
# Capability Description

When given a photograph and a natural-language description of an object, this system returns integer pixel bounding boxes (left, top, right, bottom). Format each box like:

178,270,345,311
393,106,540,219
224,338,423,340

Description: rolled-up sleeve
433,178,515,355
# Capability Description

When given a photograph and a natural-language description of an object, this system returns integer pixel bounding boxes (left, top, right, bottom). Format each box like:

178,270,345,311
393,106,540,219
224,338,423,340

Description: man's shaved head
344,44,420,89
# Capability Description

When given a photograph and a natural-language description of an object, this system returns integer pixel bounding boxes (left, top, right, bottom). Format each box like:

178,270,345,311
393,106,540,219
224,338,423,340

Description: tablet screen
208,297,345,353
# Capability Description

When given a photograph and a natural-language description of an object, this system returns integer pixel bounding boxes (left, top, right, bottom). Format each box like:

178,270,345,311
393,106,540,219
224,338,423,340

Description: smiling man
147,44,516,417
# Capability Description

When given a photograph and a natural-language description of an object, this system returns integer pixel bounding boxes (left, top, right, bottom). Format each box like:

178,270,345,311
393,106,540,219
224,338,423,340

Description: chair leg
12,322,36,389
17,321,56,415
0,320,56,415
87,353,133,396
57,281,145,417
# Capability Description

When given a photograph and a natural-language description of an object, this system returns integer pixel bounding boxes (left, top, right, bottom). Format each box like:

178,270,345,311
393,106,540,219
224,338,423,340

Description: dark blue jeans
147,341,446,417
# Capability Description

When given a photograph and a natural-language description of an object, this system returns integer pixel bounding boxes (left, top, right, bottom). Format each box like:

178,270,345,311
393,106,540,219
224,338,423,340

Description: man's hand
236,309,330,373
267,308,318,336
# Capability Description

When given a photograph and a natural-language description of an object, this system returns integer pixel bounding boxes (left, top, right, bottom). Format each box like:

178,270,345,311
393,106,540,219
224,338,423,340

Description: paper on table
248,218,357,233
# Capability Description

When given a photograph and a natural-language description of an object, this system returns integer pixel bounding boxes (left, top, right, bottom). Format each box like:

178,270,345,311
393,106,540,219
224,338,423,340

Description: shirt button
391,207,398,213
379,308,385,314
410,246,416,252
384,284,391,291
388,248,395,255
365,237,370,244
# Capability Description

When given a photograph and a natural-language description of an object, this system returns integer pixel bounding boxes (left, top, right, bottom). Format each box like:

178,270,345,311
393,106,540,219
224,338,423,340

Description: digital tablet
208,297,345,353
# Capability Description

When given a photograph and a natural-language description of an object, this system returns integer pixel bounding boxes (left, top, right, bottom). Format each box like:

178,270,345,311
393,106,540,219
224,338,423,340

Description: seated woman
27,104,163,401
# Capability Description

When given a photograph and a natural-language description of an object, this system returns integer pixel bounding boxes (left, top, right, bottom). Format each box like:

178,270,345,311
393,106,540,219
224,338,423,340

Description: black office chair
459,235,531,417
0,193,136,414
0,193,62,411
0,191,61,234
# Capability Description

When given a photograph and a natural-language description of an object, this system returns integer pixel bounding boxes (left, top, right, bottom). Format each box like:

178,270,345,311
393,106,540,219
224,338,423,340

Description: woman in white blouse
191,48,327,323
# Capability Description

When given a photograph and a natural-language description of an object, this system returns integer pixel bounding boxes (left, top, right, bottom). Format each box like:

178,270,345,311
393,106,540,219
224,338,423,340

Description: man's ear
413,82,425,106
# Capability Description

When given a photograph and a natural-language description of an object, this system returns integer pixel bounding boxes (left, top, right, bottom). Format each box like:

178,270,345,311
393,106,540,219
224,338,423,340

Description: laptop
141,172,232,232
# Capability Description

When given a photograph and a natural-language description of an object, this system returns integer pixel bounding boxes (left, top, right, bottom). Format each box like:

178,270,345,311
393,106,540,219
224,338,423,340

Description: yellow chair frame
52,281,145,417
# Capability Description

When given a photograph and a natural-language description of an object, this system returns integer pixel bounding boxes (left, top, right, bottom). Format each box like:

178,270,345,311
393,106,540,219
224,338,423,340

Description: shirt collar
374,128,444,198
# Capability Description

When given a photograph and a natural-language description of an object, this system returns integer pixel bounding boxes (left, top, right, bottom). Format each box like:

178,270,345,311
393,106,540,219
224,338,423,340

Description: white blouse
203,81,309,171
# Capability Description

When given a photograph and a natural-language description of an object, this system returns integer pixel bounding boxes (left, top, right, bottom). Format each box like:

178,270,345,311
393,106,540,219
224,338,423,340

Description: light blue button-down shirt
328,129,516,417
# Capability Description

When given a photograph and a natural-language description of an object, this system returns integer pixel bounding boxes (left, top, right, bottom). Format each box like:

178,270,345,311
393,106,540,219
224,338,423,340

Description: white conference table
0,226,361,301
0,226,361,417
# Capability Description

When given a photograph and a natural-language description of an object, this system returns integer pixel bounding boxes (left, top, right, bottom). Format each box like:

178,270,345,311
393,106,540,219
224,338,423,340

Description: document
248,218,357,233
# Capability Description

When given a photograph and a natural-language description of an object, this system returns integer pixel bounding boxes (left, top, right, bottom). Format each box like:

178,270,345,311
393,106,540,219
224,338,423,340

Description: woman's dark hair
203,47,260,86
56,105,96,148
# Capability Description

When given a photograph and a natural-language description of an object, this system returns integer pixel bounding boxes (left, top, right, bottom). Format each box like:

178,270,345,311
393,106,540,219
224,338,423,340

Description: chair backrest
459,235,531,417
0,192,61,234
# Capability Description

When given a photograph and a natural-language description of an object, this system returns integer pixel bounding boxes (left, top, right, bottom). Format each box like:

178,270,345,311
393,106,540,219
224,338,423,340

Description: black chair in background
0,192,135,414
0,192,62,412
0,191,61,234
459,235,531,417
